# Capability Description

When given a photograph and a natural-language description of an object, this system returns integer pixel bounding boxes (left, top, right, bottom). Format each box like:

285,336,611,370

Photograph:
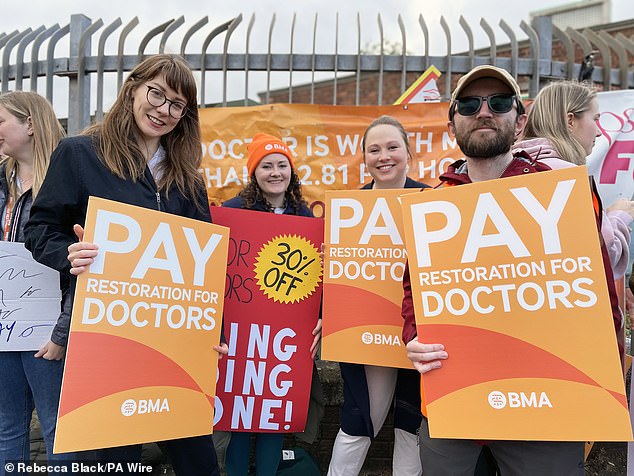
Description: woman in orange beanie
222,133,322,476
224,133,304,214
227,132,303,213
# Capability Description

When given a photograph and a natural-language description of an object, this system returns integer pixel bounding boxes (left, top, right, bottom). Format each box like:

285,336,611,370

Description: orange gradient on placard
55,197,229,452
322,284,403,335
323,325,411,368
400,167,631,441
322,189,418,368
56,386,214,452
57,332,214,418
420,324,627,407
427,379,632,441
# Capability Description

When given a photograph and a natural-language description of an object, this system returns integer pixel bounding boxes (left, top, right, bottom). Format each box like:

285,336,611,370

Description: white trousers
327,365,422,476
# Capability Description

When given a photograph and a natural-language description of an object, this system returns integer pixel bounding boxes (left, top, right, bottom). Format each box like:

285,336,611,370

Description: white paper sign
587,89,634,205
0,241,61,351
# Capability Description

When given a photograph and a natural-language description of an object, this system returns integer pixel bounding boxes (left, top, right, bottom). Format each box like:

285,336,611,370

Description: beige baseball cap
451,65,521,101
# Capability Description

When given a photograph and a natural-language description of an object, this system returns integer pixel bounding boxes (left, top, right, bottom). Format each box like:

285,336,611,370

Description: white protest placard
0,241,61,351
587,89,634,206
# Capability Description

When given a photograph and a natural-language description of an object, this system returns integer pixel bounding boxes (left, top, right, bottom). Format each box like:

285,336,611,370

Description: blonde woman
514,80,633,278
0,91,69,475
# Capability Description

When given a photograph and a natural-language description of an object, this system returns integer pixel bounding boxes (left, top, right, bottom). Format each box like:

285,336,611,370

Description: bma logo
120,398,170,416
360,332,401,346
121,399,137,416
263,143,287,153
487,391,552,410
488,391,506,409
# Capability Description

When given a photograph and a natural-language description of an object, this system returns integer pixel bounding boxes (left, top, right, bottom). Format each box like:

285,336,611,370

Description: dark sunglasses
455,93,516,116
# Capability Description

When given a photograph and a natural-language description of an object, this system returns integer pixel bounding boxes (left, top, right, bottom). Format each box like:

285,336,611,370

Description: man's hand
406,338,447,374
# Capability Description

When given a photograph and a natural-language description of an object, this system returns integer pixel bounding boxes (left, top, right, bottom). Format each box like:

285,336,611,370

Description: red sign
210,207,323,432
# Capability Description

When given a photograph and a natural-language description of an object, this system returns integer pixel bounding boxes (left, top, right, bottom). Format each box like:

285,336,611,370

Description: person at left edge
221,132,323,476
0,91,81,476
24,54,228,476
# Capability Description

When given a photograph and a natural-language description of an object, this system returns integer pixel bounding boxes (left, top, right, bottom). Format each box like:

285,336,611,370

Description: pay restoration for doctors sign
400,166,631,441
55,197,229,452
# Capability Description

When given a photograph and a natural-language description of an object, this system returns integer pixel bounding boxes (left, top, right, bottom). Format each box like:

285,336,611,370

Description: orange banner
199,103,458,216
322,189,418,368
400,167,631,441
54,197,229,452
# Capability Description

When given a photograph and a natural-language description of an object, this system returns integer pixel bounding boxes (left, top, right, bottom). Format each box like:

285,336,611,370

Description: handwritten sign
0,241,61,351
210,207,323,432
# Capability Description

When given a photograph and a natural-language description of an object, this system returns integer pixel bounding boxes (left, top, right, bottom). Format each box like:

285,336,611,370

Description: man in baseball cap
401,65,620,475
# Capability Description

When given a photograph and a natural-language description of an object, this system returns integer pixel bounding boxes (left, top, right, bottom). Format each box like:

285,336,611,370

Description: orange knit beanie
246,133,293,176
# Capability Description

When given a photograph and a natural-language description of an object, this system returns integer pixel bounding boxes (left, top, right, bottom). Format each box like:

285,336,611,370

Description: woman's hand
35,341,65,360
406,338,447,374
68,224,99,276
310,319,322,359
214,343,229,360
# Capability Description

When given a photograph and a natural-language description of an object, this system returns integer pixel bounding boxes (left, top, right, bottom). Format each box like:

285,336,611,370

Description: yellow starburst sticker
253,234,322,303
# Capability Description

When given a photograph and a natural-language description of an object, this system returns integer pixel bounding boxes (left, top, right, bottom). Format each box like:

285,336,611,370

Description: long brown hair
0,91,65,201
83,54,203,203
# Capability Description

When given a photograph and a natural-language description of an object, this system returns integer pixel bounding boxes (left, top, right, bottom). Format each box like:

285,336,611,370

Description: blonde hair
0,91,65,201
83,54,203,205
523,80,597,165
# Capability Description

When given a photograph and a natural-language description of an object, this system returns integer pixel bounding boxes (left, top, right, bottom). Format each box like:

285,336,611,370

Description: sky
1,0,631,107
2,0,630,49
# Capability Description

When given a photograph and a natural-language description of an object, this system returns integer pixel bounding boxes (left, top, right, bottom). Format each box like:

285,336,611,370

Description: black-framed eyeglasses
455,94,516,116
145,85,188,119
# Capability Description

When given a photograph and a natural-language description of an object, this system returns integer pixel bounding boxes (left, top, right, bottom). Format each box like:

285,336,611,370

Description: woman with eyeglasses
514,80,633,279
24,54,227,476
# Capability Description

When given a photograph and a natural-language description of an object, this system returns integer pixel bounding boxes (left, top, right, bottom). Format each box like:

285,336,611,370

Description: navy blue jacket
24,135,210,346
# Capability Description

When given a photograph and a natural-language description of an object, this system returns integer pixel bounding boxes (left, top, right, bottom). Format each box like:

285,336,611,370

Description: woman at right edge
514,80,633,279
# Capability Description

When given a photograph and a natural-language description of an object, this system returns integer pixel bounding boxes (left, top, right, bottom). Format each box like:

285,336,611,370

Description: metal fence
1,13,633,134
